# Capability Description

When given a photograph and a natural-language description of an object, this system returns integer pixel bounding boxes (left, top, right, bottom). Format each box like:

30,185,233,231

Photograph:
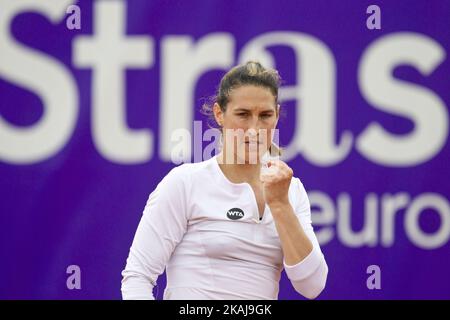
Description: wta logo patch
226,208,244,220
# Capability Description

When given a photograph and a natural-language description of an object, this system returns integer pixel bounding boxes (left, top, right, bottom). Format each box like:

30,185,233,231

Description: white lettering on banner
0,0,78,164
0,1,448,250
160,34,234,163
310,191,450,249
73,0,153,163
405,193,450,249
358,33,448,166
239,32,353,166
0,0,448,167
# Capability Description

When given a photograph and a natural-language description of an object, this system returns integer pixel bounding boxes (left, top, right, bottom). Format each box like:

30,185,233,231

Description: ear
213,103,224,127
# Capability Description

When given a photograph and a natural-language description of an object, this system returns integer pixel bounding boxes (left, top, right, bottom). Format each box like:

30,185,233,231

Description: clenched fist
260,159,293,208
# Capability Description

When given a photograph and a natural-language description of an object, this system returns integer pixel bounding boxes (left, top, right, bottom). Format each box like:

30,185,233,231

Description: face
213,85,279,164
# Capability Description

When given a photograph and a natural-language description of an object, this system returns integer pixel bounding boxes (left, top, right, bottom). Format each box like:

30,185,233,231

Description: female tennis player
121,61,328,300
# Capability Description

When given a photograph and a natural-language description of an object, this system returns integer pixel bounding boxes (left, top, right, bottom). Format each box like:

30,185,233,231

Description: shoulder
161,157,215,188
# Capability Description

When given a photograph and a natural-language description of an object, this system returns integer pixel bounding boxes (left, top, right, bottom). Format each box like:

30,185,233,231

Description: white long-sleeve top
121,155,328,300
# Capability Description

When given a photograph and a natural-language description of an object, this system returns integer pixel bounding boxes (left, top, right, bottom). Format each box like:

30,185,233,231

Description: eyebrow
233,108,274,113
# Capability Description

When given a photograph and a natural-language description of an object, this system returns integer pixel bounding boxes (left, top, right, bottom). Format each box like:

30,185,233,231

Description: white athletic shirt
121,155,328,300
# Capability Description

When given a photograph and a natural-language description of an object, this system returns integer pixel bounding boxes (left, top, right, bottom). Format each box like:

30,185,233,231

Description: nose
247,115,261,134
245,125,259,142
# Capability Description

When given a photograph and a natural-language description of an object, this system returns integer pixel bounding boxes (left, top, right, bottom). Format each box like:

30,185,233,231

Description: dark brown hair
201,61,283,155
202,61,281,120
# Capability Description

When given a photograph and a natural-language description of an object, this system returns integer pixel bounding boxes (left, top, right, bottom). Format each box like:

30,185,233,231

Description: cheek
224,119,248,135
262,119,277,133
227,119,244,129
222,121,246,144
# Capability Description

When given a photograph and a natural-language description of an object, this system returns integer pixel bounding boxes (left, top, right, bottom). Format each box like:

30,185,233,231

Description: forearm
270,201,328,299
270,202,313,265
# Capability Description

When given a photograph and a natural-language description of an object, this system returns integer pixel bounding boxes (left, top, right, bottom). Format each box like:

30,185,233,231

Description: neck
216,150,261,185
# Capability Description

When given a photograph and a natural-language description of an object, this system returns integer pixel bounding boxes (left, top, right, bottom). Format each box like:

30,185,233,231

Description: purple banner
0,0,449,299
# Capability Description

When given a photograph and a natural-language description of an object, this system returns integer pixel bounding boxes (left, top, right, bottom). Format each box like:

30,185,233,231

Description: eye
237,113,248,117
260,113,273,119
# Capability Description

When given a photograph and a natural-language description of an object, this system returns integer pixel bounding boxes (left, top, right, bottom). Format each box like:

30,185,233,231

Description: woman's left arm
261,160,328,299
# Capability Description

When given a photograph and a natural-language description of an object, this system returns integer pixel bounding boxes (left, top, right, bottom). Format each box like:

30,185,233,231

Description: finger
261,162,280,178
260,167,279,183
268,160,292,177
260,171,276,183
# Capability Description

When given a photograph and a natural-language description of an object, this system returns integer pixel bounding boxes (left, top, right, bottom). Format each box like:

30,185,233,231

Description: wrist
268,198,291,213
